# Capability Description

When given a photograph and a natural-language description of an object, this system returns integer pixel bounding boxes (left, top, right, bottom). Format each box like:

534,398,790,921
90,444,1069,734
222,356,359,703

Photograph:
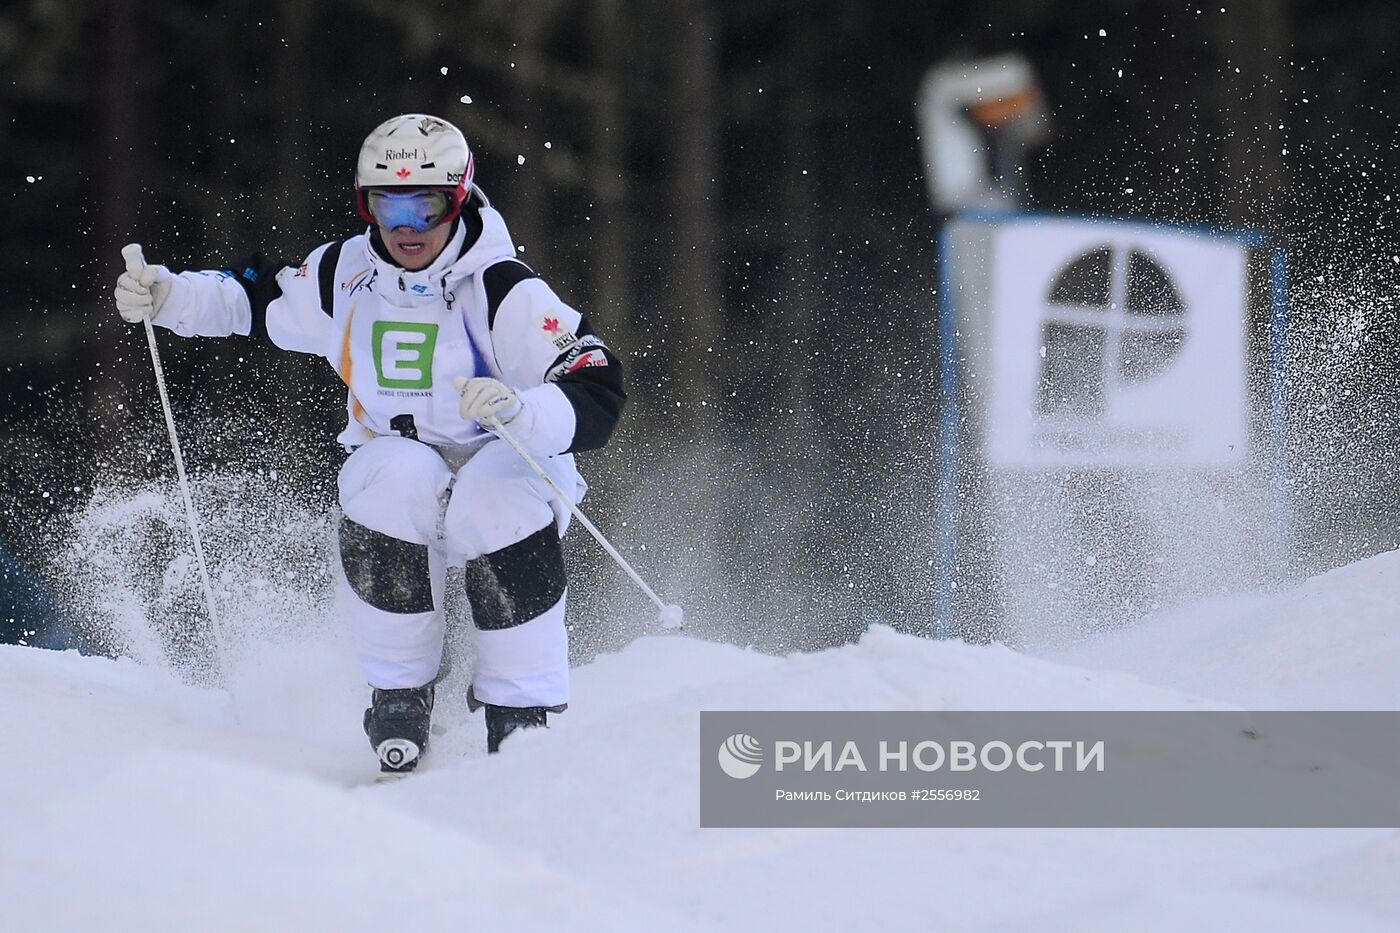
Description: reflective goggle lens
366,189,452,232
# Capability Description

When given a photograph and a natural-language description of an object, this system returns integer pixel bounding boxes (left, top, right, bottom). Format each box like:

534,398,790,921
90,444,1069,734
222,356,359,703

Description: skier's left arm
474,265,626,456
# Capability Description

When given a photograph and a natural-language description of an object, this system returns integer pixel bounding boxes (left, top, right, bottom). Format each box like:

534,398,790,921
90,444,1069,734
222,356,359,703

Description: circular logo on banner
1037,245,1187,417
718,733,764,779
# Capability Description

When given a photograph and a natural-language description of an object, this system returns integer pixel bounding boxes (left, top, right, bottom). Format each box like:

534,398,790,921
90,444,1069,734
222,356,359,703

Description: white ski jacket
149,198,625,457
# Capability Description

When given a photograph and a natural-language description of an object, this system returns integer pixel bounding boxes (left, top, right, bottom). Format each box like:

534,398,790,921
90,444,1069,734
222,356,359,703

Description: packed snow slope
4,551,1400,932
1054,549,1400,710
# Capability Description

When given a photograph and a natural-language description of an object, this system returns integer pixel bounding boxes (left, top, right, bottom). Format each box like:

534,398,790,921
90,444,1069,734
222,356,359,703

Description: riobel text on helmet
385,148,420,161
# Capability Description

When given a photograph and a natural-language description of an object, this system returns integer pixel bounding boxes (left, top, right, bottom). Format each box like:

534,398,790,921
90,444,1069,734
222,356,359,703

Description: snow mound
1056,548,1400,708
4,550,1399,930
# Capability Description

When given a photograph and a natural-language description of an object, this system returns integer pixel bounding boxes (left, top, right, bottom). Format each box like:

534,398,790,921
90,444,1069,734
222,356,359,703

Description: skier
113,113,626,771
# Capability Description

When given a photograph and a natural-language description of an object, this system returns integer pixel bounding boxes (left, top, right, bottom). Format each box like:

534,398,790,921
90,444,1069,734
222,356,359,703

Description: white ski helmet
355,113,474,225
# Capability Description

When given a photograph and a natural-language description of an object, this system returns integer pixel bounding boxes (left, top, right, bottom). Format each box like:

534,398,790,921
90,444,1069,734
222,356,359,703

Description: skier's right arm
113,242,336,356
114,243,254,337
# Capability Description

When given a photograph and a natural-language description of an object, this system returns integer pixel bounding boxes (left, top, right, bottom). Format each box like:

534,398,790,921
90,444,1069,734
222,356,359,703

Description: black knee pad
339,516,435,614
465,520,567,631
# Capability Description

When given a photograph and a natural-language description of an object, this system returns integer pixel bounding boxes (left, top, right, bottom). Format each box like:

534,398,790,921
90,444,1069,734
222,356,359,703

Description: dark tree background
2,0,1396,651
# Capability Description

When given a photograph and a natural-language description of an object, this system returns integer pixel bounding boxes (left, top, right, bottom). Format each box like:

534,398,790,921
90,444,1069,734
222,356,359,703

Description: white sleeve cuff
153,271,252,338
506,383,577,456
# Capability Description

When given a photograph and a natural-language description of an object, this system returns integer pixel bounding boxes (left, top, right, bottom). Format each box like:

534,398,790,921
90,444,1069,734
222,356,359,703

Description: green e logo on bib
372,321,439,389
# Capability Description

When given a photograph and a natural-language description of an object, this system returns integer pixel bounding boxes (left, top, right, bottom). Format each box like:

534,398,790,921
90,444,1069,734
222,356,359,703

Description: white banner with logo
982,218,1248,469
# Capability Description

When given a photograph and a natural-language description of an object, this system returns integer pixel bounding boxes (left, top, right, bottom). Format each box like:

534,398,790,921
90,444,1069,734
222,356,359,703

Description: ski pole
484,416,684,629
122,244,233,683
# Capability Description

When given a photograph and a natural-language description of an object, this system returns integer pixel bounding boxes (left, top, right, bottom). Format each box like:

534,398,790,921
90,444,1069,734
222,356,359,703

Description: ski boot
364,685,435,772
467,685,564,753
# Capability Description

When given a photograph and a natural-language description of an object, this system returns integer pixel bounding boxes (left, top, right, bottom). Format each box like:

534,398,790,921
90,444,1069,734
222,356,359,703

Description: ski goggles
365,188,455,232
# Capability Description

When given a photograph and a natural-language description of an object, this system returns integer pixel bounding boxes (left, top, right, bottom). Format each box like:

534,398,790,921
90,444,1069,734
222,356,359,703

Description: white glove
114,243,175,323
453,376,523,427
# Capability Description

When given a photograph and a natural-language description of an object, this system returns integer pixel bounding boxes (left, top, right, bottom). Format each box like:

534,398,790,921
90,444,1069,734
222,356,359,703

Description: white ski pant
336,435,582,708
